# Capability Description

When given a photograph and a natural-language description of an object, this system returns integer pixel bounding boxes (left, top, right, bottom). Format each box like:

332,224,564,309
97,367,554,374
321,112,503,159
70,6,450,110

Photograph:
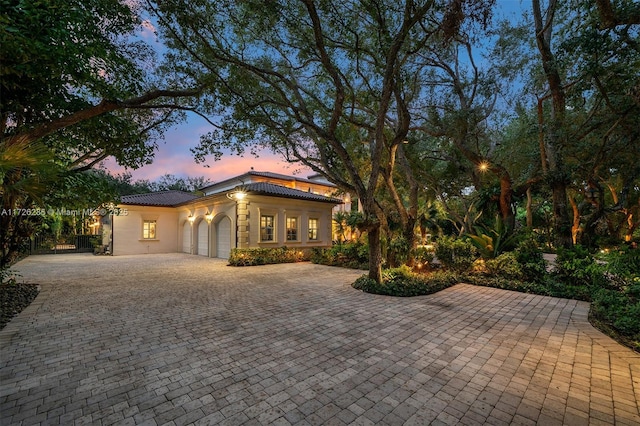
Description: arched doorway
197,220,209,256
216,216,232,259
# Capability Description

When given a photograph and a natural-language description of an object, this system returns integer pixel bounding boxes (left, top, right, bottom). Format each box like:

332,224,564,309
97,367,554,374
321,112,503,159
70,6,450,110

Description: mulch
0,283,40,330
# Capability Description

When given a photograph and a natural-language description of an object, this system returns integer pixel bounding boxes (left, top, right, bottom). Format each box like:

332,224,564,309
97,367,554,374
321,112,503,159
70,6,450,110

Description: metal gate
29,235,95,254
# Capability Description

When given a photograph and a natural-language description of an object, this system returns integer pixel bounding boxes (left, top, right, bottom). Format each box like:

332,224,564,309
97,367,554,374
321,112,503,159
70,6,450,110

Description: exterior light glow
187,214,196,224
479,161,489,172
205,211,214,223
227,189,247,201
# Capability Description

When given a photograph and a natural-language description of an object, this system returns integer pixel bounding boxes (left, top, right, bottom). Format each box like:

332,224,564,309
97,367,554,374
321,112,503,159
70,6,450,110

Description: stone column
237,201,249,248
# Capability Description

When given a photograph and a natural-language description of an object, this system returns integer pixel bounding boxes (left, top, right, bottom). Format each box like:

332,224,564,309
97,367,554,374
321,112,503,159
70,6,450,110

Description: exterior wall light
226,190,247,200
205,211,214,223
187,214,196,224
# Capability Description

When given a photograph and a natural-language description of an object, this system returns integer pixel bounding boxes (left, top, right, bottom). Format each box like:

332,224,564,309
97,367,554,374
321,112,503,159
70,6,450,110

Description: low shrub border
352,267,460,297
228,247,311,266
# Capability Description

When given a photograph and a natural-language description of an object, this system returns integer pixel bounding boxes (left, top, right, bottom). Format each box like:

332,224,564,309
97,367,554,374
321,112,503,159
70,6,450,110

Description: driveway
1,253,639,425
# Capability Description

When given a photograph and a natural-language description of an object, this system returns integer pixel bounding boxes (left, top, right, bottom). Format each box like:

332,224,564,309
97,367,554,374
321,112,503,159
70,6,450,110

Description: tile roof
199,170,336,192
240,182,341,203
247,171,336,186
120,191,199,207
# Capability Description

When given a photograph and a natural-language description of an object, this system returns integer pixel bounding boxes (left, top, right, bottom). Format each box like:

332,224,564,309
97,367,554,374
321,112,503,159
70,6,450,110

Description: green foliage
310,242,369,270
463,274,550,296
554,245,605,287
0,140,62,266
0,267,19,285
603,246,640,280
352,267,460,297
465,216,522,259
435,236,477,272
514,238,547,280
387,235,410,267
228,247,309,266
484,252,524,280
591,284,640,351
411,246,435,270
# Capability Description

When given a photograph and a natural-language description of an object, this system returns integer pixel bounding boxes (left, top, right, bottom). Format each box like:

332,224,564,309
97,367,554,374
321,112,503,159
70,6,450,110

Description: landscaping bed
0,283,40,330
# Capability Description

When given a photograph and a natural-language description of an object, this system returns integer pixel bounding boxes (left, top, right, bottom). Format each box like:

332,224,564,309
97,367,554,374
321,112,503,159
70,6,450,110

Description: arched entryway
197,220,209,256
216,216,232,259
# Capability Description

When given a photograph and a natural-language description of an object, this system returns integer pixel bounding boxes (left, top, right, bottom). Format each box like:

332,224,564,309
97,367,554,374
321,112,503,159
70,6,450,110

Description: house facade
107,171,343,258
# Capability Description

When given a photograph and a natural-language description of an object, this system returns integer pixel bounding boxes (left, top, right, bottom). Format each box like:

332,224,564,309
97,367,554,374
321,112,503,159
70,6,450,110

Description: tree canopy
151,0,496,281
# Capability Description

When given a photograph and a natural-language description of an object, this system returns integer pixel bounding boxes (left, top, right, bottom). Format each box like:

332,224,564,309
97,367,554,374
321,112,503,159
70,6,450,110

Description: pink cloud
103,144,311,184
102,113,312,185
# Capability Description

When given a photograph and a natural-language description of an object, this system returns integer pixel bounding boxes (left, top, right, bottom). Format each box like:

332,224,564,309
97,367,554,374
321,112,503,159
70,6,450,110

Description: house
104,171,345,258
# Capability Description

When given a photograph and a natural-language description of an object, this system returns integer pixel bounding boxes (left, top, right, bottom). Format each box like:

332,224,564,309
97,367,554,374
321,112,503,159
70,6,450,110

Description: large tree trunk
533,0,573,248
367,224,383,283
499,172,515,231
526,187,534,228
568,194,581,244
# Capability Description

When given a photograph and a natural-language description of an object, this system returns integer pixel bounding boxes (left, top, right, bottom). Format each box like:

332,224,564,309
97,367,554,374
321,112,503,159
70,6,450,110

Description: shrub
387,236,410,267
484,252,524,280
514,238,547,281
465,216,522,259
310,242,369,269
463,274,549,295
554,245,595,281
1,267,19,285
591,285,640,351
411,246,435,270
604,245,640,280
435,236,477,272
352,267,460,297
228,247,309,266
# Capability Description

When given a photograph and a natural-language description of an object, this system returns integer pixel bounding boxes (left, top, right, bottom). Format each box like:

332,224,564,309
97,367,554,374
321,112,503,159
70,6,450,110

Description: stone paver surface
1,253,639,425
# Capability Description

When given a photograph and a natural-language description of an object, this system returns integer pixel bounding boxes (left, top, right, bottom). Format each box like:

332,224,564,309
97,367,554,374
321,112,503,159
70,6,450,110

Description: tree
594,0,640,28
531,0,573,248
0,0,201,266
152,0,494,282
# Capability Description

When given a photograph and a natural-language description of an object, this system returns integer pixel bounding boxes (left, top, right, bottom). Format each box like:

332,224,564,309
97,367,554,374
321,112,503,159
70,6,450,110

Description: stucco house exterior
106,171,345,258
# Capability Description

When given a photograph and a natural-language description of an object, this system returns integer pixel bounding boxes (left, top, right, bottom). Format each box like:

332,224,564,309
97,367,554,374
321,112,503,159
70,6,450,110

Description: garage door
197,220,208,256
182,222,191,253
216,216,231,259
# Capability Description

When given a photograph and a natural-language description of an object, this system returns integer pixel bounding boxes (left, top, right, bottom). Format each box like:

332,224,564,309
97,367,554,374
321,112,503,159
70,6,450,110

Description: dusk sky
104,0,527,185
103,114,309,184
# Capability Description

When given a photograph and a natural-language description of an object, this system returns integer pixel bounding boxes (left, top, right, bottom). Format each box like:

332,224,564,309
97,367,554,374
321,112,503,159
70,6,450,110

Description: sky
103,0,528,185
102,114,310,184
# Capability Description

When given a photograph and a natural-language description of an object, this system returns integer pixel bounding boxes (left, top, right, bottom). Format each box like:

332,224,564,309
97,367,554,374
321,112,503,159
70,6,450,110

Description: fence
29,235,96,255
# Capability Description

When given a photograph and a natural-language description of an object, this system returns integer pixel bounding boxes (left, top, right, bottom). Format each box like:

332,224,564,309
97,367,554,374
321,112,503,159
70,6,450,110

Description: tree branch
4,88,202,146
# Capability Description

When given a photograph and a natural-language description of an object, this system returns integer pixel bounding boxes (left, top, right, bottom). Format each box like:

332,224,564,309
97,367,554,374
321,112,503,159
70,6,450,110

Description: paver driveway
1,254,639,425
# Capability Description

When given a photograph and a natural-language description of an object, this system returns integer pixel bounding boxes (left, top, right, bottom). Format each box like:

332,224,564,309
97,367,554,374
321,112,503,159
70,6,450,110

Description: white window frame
286,216,299,242
308,218,319,241
260,214,275,242
142,220,157,240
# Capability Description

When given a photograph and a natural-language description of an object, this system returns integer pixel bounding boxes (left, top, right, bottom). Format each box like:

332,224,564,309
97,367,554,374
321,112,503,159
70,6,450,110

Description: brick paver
1,253,639,425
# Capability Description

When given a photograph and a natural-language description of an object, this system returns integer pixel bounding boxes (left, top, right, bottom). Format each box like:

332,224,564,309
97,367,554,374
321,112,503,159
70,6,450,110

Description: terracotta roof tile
240,182,341,203
120,191,199,206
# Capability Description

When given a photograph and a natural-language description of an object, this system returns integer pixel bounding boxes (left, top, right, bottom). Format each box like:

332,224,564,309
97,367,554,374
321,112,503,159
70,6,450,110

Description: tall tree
152,0,493,282
532,0,573,248
1,0,200,266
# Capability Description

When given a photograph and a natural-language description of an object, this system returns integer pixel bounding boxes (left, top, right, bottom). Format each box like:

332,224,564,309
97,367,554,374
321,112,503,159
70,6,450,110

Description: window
286,217,298,241
260,215,275,241
143,220,157,239
308,218,319,241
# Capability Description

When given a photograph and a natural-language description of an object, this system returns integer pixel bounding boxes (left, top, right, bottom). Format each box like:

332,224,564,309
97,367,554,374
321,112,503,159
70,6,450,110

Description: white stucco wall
112,194,336,257
246,196,334,248
112,206,179,255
